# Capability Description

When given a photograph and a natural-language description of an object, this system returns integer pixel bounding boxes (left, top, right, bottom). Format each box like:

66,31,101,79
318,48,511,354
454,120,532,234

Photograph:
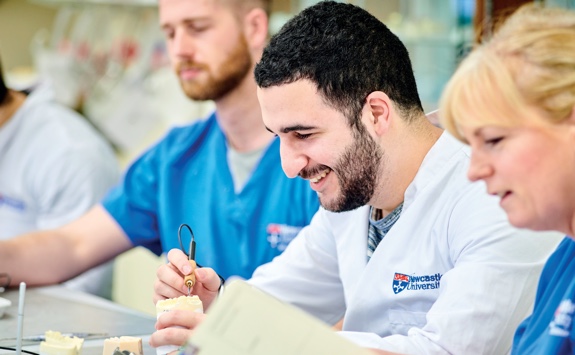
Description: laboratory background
0,0,573,316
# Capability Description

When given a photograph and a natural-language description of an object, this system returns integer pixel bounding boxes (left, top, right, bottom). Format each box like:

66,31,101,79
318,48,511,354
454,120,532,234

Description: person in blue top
440,4,575,354
0,0,318,289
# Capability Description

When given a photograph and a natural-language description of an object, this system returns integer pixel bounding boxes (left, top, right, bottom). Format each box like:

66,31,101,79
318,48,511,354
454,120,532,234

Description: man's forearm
0,230,83,287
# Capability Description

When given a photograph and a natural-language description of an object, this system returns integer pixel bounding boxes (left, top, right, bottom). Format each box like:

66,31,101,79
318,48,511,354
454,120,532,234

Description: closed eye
485,137,503,146
162,27,175,40
294,132,312,140
275,124,316,139
187,24,210,34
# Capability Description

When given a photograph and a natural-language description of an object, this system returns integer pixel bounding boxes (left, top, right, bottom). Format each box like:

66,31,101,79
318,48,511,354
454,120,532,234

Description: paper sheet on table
188,280,372,355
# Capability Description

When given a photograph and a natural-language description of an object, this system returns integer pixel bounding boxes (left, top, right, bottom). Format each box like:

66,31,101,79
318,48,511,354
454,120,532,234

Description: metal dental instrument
179,224,196,296
16,282,26,355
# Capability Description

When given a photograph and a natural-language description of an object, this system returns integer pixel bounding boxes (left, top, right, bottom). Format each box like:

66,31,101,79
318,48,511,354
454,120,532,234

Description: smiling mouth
309,169,331,183
494,191,512,200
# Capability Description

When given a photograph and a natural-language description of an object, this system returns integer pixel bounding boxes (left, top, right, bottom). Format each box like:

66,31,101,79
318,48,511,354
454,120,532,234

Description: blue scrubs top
513,237,575,354
103,113,319,279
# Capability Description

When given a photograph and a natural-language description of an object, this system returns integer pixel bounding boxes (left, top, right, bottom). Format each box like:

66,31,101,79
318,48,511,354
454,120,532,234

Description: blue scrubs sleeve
102,141,163,255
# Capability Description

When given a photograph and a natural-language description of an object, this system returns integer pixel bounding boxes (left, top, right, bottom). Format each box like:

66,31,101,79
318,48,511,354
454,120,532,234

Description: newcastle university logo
393,273,410,294
549,299,575,337
393,272,442,294
266,224,303,252
0,193,26,211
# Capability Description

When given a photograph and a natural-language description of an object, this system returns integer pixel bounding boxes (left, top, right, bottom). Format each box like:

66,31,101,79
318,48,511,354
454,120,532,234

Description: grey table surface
0,285,157,355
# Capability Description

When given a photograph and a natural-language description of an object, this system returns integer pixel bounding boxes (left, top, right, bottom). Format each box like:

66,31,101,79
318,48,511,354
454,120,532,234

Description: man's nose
280,140,308,179
172,28,195,58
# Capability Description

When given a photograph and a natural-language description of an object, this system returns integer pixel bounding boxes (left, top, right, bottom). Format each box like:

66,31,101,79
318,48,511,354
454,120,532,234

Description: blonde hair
440,4,575,142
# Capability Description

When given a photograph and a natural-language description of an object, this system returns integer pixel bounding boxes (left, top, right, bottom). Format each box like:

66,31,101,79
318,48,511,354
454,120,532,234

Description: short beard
179,33,252,101
324,126,382,212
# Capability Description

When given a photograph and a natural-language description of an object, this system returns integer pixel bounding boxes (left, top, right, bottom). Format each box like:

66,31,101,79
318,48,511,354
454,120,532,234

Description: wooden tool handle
184,260,197,288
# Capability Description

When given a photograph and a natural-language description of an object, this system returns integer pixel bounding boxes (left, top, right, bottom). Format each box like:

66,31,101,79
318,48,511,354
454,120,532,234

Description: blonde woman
440,5,575,354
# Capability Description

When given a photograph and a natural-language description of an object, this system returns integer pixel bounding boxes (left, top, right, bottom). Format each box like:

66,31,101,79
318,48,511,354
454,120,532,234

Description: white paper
188,280,372,355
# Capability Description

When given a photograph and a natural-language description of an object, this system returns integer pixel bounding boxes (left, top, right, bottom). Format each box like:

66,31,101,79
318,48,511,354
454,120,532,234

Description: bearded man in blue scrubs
0,0,319,289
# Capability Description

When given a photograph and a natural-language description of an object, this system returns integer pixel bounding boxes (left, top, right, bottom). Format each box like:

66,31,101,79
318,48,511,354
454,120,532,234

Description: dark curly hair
254,1,423,128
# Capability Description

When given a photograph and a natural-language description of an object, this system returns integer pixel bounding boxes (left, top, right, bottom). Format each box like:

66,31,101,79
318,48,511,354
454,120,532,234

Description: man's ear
364,91,392,136
243,8,269,50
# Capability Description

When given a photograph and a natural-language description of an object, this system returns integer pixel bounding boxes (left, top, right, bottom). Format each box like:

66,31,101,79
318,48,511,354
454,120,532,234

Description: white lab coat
249,132,563,354
0,85,120,299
